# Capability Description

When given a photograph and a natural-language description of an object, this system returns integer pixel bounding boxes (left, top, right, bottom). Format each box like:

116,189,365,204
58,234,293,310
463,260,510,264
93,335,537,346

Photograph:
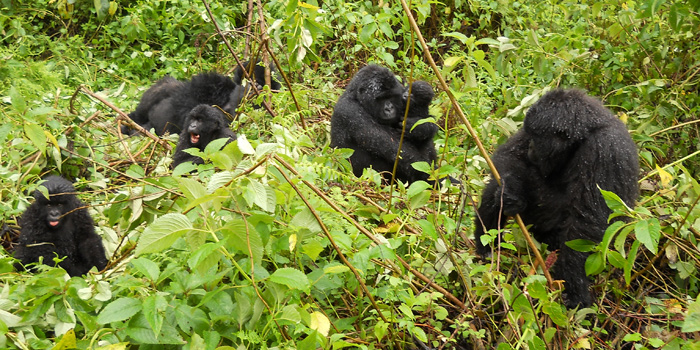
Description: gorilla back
473,88,639,307
14,176,108,277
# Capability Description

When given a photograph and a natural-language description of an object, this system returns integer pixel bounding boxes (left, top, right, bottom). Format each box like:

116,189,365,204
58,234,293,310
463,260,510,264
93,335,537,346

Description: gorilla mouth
190,133,200,144
49,220,59,227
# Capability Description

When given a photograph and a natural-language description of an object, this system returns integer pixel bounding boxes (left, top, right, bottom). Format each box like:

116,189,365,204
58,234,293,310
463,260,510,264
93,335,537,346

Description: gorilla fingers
14,176,108,277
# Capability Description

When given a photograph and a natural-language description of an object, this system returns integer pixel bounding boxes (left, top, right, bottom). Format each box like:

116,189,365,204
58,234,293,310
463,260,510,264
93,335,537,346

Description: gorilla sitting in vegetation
330,65,439,184
172,104,238,168
473,88,639,307
125,72,244,136
14,176,108,277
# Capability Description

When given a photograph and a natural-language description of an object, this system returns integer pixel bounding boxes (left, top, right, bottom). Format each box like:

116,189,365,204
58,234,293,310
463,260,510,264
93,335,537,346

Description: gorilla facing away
473,88,639,307
14,176,108,277
125,72,245,136
330,65,439,183
172,104,238,168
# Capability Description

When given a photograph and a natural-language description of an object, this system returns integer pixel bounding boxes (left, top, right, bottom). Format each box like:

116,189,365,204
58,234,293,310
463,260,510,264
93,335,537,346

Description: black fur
14,176,108,277
233,60,282,92
172,104,237,168
473,89,639,307
125,72,244,136
232,60,281,108
330,65,438,183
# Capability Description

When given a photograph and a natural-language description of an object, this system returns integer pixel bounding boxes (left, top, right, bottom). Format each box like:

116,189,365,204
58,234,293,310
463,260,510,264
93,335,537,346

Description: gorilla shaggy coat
126,72,245,136
473,89,639,307
330,65,438,183
14,176,108,277
171,104,237,168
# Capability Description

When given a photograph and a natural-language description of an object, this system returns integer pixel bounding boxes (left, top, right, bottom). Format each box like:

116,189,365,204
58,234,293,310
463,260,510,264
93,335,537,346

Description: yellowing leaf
52,329,76,350
656,165,672,187
309,311,330,336
289,233,298,251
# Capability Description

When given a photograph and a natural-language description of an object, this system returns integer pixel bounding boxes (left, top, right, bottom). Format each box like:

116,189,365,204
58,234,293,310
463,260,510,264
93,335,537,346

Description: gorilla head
33,176,76,230
345,64,405,125
172,104,237,168
15,176,108,277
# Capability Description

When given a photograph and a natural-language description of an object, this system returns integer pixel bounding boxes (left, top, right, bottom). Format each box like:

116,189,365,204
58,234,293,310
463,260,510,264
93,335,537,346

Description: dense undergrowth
0,0,699,349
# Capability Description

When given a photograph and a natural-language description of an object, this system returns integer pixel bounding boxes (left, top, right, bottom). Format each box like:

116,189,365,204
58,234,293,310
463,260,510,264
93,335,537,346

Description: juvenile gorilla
172,104,237,168
126,72,244,136
14,176,108,277
330,65,438,183
473,89,639,307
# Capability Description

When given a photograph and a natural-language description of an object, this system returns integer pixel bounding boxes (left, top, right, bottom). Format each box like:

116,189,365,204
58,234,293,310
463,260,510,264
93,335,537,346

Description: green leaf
406,180,431,199
585,251,605,276
682,297,700,333
97,297,142,324
221,220,263,264
269,267,310,293
635,218,660,254
143,294,167,338
359,22,377,43
130,257,160,281
542,301,568,327
24,122,46,154
565,239,596,252
135,213,193,255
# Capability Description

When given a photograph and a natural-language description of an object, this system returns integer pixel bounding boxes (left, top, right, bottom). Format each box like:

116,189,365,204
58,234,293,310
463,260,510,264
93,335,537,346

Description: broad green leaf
24,122,46,154
635,218,660,254
407,180,431,199
682,297,700,333
291,208,322,233
221,220,263,264
135,213,193,255
130,257,160,281
207,171,233,193
97,297,142,324
542,301,568,327
359,22,377,43
269,267,310,293
585,251,605,276
565,239,596,252
143,294,167,338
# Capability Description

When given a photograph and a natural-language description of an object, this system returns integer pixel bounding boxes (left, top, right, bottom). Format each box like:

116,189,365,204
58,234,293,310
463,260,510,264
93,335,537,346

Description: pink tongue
191,133,200,144
49,221,59,227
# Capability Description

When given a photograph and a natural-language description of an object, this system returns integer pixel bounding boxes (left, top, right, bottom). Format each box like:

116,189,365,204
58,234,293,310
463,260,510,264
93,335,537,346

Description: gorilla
330,65,439,183
473,88,639,308
14,176,108,277
125,72,245,136
233,60,282,91
233,60,282,107
172,104,238,168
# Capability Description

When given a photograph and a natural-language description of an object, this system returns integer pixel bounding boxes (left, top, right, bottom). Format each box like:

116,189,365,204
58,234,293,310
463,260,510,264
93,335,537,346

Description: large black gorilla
172,104,237,168
125,72,245,136
14,176,108,277
473,88,639,307
330,65,439,183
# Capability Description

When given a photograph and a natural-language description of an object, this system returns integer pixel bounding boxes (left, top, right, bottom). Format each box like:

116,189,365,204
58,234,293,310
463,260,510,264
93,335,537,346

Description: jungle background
0,0,699,349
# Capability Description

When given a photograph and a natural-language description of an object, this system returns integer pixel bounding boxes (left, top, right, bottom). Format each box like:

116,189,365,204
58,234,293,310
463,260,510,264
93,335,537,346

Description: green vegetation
1,0,699,348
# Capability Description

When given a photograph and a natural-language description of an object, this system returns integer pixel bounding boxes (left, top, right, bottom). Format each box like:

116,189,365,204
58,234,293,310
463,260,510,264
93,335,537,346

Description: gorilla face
357,79,404,125
183,106,230,150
